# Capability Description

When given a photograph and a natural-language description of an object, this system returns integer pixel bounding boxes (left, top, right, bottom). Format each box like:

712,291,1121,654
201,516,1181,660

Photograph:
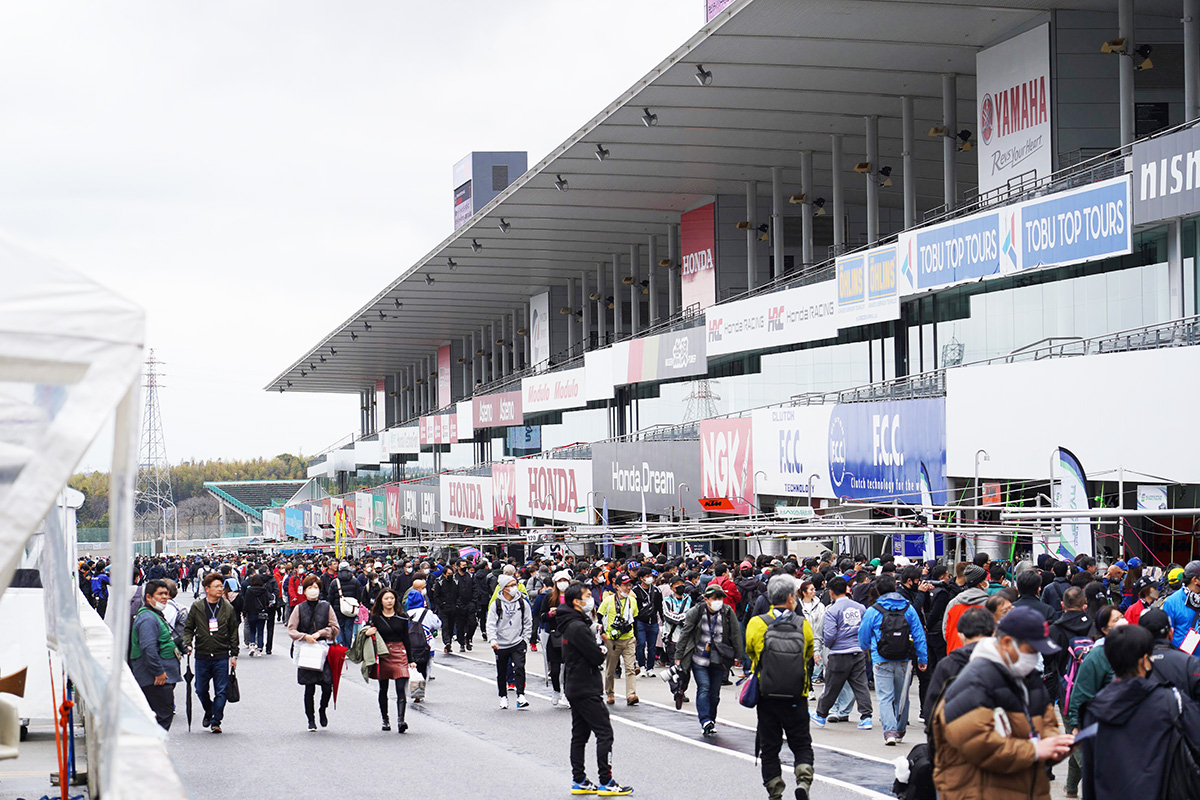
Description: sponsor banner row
420,412,459,445
706,280,839,357
591,440,701,517
522,366,588,416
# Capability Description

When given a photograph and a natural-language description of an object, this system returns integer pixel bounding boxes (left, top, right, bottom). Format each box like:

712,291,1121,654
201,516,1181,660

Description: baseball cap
1114,560,1128,571
1128,557,1143,569
615,574,632,586
703,584,727,598
997,606,1061,654
553,570,572,583
1138,608,1171,639
1185,561,1200,582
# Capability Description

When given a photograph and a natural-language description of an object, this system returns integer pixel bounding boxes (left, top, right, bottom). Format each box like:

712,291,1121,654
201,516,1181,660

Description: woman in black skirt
286,575,340,732
361,588,413,732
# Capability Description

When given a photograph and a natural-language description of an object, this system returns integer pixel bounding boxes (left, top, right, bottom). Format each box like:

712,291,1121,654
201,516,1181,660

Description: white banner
457,400,475,442
530,291,551,370
976,23,1052,196
355,491,373,532
584,348,615,402
752,406,834,499
705,280,838,357
383,426,420,455
522,366,587,415
262,508,284,541
440,474,493,528
516,458,593,524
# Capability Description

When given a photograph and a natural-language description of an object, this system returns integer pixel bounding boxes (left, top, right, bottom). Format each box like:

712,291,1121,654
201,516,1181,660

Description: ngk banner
522,366,587,415
705,279,838,357
681,203,716,310
976,24,1052,195
492,462,518,528
440,474,493,529
752,399,947,505
400,484,440,531
473,390,523,428
386,485,401,534
592,440,702,516
516,458,593,524
699,418,754,515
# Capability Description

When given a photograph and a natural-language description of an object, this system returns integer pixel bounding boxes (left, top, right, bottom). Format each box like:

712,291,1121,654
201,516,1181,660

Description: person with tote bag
287,575,340,732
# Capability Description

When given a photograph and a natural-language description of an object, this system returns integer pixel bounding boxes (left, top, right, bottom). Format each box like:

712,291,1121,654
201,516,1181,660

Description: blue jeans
691,662,727,726
335,615,356,648
831,682,854,718
246,618,265,650
873,659,911,736
194,656,230,725
635,621,660,669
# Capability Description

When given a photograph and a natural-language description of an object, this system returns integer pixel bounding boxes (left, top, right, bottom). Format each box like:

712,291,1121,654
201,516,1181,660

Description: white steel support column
648,234,659,324
595,262,606,343
902,95,917,229
771,166,785,278
566,276,576,353
746,180,758,290
800,153,814,269
1169,220,1185,318
423,356,431,412
470,331,479,392
1187,0,1199,122
667,224,679,315
581,270,592,351
1120,0,1136,145
477,327,486,386
517,306,526,371
461,336,469,398
832,134,845,248
611,253,622,339
865,116,880,243
629,243,640,335
488,322,496,383
942,74,958,210
506,313,515,375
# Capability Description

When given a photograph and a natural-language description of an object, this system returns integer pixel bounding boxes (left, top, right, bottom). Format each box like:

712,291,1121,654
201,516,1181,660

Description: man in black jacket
632,567,662,676
326,561,363,648
1040,559,1071,612
1012,569,1057,622
923,606,994,723
560,583,633,796
1138,608,1200,701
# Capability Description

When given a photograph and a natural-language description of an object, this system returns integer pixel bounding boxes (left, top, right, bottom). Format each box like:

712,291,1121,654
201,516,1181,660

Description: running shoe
809,710,826,728
516,694,530,708
570,780,599,795
826,714,846,723
857,717,873,730
499,696,509,709
596,780,634,796
702,720,716,737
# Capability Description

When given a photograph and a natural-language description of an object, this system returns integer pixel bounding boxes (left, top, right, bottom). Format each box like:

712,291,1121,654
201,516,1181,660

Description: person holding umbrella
286,575,340,732
362,588,415,732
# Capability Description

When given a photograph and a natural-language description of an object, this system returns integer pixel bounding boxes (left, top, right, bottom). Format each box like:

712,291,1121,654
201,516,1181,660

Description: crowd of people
102,545,1200,799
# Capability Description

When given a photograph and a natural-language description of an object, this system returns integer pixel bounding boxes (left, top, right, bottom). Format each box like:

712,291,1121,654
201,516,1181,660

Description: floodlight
498,218,511,233
471,239,482,252
695,65,713,86
595,144,610,161
641,108,658,127
554,175,569,191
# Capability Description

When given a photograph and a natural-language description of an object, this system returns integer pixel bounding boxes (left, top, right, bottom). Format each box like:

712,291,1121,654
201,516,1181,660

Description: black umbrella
183,653,194,732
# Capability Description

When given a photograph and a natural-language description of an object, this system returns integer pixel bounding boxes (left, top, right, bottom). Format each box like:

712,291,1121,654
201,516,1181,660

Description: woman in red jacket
1124,584,1158,625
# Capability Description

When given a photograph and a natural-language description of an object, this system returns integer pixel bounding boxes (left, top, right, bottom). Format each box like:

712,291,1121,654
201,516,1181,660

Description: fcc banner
1133,124,1200,225
592,440,702,517
516,458,593,524
976,24,1052,195
705,279,838,357
752,399,947,505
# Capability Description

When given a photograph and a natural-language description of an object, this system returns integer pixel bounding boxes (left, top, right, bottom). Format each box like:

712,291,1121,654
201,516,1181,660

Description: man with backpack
858,573,927,745
811,576,873,729
1048,587,1093,707
745,575,815,800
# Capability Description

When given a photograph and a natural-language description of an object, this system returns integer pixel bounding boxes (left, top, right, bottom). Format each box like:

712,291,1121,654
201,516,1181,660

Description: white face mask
1002,640,1039,677
305,587,320,601
643,577,653,585
153,600,167,611
556,581,569,592
708,599,724,613
582,596,595,613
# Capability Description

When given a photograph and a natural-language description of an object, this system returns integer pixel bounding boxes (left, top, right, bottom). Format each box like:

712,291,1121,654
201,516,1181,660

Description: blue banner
285,507,304,540
914,213,1000,290
826,398,947,505
1019,178,1130,268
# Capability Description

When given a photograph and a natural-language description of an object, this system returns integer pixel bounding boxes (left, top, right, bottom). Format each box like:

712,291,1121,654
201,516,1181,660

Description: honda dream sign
591,440,701,517
976,24,1052,196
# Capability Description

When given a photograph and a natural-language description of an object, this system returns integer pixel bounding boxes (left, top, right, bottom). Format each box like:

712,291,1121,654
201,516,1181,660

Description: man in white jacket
488,574,533,709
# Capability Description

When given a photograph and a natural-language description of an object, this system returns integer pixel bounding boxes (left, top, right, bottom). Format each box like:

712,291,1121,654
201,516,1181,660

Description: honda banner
516,458,593,524
438,344,452,409
681,203,716,310
440,474,494,529
473,390,523,428
492,461,518,528
522,366,587,415
705,279,838,357
699,418,754,515
592,440,701,516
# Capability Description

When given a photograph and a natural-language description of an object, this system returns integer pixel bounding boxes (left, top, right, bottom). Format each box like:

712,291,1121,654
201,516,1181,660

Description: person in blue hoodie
858,573,927,745
1161,560,1200,650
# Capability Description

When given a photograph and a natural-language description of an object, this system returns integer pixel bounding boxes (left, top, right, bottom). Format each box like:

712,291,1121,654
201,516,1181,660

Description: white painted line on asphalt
446,650,895,767
435,661,893,800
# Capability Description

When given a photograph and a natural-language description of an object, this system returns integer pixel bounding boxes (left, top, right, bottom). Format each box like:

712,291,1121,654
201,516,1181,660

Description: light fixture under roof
813,197,827,216
641,107,658,127
554,174,569,192
319,355,326,363
589,291,601,301
517,326,529,335
378,310,387,320
658,258,672,268
393,298,402,309
329,347,337,356
621,275,635,285
595,143,609,161
350,332,358,341
471,239,482,252
498,218,511,233
695,64,713,86
363,321,372,331
447,258,457,270
475,347,485,355
424,274,435,286
789,193,807,205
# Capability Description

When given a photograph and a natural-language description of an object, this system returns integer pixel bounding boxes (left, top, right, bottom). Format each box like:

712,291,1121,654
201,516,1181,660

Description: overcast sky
0,1,701,471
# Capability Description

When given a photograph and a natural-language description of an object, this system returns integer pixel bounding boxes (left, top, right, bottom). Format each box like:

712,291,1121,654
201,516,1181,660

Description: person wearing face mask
488,574,533,709
661,575,694,674
286,575,340,732
632,568,662,679
361,588,414,733
932,606,1073,800
1161,559,1200,649
675,584,744,737
1061,604,1123,797
130,579,182,730
405,578,441,700
1080,623,1200,800
539,570,573,707
182,573,240,734
600,574,640,706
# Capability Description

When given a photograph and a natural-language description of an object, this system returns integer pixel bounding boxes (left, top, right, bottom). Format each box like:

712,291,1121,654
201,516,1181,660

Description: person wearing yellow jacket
745,575,816,800
599,574,640,706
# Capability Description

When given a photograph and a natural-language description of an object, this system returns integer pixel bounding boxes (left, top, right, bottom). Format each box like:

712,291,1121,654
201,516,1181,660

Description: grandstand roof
204,480,309,521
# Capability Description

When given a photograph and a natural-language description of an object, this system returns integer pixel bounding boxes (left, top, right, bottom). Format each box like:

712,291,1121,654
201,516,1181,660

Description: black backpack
756,611,809,698
873,603,913,661
1159,686,1200,800
893,742,936,800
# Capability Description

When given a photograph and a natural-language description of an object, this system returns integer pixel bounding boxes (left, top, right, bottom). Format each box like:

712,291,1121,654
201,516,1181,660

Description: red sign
492,462,518,528
700,417,754,515
699,497,736,512
681,203,716,310
473,390,523,428
385,485,401,534
437,344,452,409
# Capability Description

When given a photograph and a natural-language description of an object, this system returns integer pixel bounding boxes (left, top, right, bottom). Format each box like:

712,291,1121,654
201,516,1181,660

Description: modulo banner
522,366,587,415
706,279,838,357
752,399,947,505
516,458,593,524
592,440,702,517
440,474,493,529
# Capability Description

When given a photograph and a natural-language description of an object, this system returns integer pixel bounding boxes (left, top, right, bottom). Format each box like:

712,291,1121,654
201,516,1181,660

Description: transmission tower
683,379,720,423
136,350,177,547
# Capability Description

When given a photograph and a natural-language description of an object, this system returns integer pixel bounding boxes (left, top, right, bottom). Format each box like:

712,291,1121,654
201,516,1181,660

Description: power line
136,349,177,548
